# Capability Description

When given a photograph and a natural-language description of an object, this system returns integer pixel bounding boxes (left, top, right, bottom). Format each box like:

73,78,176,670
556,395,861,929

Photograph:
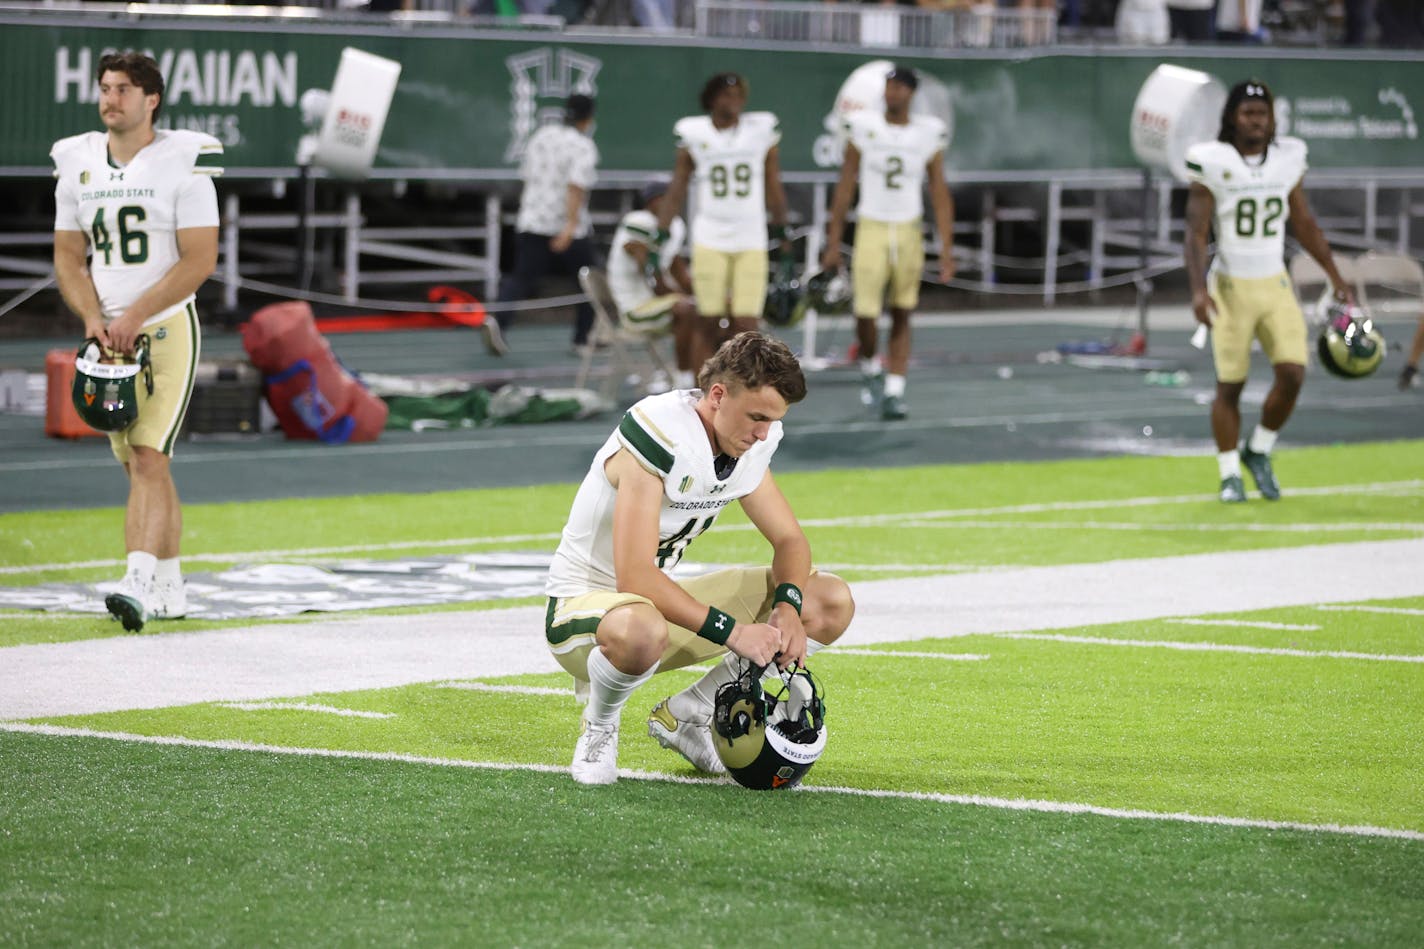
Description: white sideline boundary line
991,632,1424,663
217,702,395,719
3,722,1419,843
1168,619,1322,631
5,478,1422,577
432,682,573,697
1315,605,1424,617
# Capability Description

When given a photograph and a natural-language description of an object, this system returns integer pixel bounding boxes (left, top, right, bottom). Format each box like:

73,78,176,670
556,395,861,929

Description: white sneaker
104,572,151,632
150,577,187,620
648,698,726,774
571,719,620,785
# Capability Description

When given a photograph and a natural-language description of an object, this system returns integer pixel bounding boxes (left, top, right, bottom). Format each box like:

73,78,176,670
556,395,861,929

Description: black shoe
1219,475,1246,504
1239,446,1281,500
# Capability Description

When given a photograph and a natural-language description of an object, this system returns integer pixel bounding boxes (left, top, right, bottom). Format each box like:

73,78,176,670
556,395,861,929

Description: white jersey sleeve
1186,137,1305,279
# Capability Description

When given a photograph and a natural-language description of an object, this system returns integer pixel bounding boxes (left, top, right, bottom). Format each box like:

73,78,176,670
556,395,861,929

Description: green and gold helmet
792,266,853,324
1316,301,1386,380
763,256,804,328
712,661,826,790
72,335,153,432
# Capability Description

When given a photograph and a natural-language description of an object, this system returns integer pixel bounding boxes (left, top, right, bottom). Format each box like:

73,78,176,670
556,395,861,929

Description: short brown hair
97,51,165,122
700,72,748,112
698,332,806,405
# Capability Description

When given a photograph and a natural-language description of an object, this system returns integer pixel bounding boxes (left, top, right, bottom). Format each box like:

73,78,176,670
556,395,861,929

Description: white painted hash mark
3,722,1420,843
217,701,395,719
826,648,990,661
990,632,1424,663
432,682,573,697
1168,618,1322,631
1314,605,1424,617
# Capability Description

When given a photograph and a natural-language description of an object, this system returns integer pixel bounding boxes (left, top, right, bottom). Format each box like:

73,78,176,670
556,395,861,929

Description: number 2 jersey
674,111,781,252
545,389,783,598
1185,136,1307,279
845,111,948,225
52,129,223,326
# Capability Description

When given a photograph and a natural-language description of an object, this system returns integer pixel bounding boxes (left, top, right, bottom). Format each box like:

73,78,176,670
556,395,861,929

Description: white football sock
883,374,907,398
670,652,739,723
1247,425,1278,455
1217,450,1242,480
859,357,881,376
125,551,158,585
156,557,182,583
585,648,657,728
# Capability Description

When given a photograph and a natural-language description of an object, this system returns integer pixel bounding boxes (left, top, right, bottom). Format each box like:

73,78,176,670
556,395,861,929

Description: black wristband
699,606,735,645
773,582,803,615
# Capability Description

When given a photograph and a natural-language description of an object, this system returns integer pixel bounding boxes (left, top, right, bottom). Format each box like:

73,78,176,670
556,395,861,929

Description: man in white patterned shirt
493,93,599,356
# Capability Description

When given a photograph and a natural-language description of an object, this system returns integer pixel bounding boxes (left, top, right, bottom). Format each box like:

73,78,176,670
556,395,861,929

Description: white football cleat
150,577,187,620
648,698,727,774
571,719,620,785
104,572,151,633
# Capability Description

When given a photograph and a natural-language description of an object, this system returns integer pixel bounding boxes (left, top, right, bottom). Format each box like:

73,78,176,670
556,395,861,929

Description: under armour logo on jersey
109,172,124,181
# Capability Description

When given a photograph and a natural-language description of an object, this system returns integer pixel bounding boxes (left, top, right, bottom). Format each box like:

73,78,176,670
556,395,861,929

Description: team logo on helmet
712,660,826,790
1315,297,1386,380
71,335,153,432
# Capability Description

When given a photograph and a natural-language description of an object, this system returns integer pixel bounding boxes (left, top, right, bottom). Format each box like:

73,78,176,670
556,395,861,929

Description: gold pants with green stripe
545,566,781,687
110,300,201,463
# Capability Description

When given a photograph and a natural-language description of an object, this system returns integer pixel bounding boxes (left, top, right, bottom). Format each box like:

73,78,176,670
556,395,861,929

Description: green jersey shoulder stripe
1185,160,1204,174
618,410,674,475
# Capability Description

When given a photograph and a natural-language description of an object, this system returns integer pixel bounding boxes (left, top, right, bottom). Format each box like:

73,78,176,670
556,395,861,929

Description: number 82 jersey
1185,136,1307,279
52,129,223,325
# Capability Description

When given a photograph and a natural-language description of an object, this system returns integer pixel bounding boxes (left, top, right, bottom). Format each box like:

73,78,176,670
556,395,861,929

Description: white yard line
216,701,395,719
6,479,1421,577
431,682,573,697
991,632,1424,663
890,520,1424,534
1315,605,1424,617
1,722,1418,842
3,538,1423,720
1167,619,1322,631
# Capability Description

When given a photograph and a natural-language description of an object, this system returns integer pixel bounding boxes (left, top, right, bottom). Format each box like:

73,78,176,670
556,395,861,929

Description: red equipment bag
241,302,387,443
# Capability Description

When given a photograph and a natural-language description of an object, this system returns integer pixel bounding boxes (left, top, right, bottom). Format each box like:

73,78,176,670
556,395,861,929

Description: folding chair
1353,252,1424,321
575,267,676,402
1289,251,1359,317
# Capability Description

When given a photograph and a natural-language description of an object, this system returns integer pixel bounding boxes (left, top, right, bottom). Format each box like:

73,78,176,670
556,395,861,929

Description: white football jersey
546,389,783,597
675,111,781,252
608,209,686,315
1185,136,1307,279
53,130,222,326
846,112,948,224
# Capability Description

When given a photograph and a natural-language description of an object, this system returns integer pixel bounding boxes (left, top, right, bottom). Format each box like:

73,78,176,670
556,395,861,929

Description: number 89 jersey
545,390,783,598
1185,136,1307,279
52,129,223,325
675,112,780,252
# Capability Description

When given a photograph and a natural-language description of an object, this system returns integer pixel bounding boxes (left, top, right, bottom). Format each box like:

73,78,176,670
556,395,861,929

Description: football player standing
821,66,956,421
1184,79,1354,503
543,332,855,785
656,73,791,376
52,51,222,630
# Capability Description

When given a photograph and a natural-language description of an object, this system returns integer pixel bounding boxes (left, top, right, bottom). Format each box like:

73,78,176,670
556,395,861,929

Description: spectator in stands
608,183,700,389
492,93,599,357
1343,0,1374,44
1216,0,1264,42
1166,0,1215,41
1376,0,1424,47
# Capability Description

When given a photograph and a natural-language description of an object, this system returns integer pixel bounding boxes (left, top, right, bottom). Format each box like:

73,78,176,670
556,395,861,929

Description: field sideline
3,442,1423,945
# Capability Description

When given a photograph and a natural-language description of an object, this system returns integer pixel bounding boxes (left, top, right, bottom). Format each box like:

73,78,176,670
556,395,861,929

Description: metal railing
693,0,1058,49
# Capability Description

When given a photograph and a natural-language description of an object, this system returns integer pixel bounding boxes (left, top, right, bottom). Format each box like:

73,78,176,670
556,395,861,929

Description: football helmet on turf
1316,300,1386,379
712,661,826,790
763,256,804,327
72,335,153,432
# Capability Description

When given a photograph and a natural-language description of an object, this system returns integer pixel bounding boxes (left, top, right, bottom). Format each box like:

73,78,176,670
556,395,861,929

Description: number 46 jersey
675,111,780,252
545,390,783,598
52,129,223,326
1185,136,1307,279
